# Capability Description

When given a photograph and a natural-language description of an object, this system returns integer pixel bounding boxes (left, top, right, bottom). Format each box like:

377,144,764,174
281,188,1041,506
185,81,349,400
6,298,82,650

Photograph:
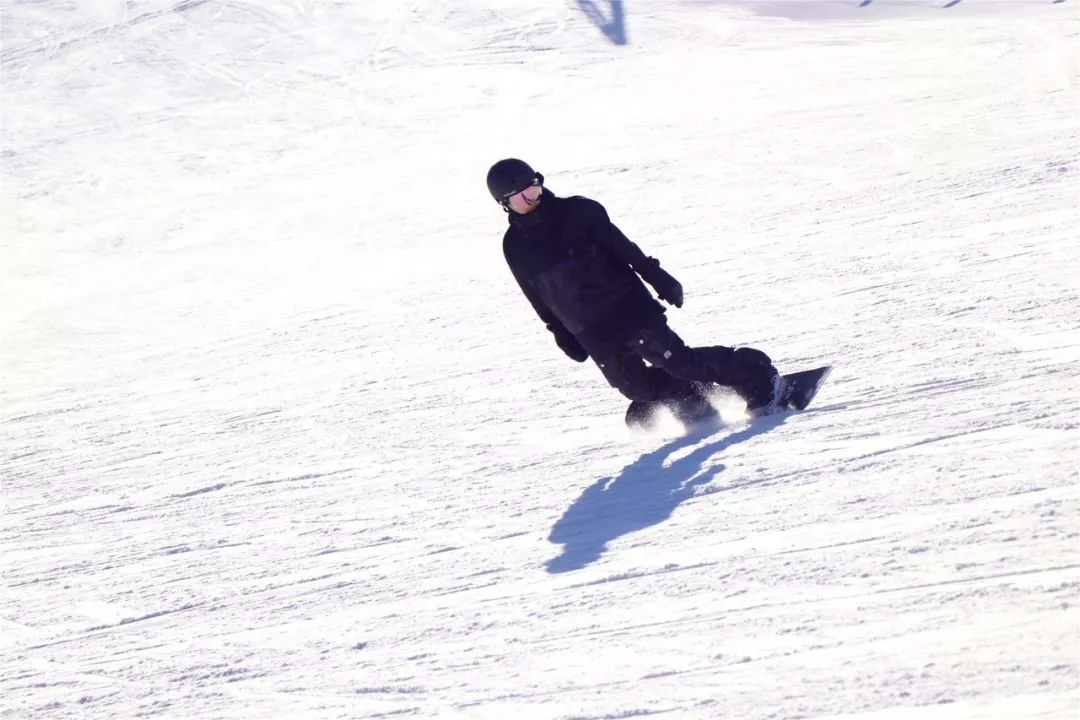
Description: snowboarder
488,158,783,425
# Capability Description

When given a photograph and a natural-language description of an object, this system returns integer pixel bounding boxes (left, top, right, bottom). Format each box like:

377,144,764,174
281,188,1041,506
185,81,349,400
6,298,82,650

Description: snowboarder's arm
590,202,684,308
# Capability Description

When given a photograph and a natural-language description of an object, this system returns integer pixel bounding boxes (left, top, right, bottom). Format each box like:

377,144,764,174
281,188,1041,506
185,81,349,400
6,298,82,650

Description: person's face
505,181,542,214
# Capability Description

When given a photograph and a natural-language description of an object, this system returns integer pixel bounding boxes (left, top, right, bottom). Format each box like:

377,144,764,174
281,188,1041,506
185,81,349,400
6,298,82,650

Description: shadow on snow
578,0,627,45
546,413,788,573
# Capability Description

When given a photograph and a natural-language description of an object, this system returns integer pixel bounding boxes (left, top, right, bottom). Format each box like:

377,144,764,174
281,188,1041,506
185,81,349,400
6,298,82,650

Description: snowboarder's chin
516,196,541,214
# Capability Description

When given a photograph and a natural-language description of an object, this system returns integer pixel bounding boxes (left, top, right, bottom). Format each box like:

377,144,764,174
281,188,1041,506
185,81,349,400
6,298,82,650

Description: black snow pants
582,316,778,410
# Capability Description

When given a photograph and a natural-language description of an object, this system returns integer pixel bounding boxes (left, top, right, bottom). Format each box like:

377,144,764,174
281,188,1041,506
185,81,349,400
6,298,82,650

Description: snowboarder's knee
733,346,773,371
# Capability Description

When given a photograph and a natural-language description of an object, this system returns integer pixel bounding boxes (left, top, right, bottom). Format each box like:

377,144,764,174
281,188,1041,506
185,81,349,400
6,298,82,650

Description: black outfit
502,189,777,409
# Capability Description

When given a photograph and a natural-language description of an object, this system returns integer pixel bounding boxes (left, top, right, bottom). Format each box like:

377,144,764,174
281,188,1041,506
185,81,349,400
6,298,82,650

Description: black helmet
486,158,543,204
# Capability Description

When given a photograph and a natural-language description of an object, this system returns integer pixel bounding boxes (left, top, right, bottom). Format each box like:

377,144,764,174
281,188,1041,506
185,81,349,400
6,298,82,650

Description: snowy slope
2,1,1078,718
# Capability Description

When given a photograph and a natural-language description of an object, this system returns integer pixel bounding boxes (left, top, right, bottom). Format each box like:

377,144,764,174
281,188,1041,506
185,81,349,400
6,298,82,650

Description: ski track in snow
2,1,1078,718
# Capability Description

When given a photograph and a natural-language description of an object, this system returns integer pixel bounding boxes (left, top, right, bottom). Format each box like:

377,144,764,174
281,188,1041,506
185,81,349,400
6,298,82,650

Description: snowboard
761,365,832,415
624,365,832,430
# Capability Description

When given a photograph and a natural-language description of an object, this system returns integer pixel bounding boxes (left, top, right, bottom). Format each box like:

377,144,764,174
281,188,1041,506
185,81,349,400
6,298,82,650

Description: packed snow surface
2,1,1078,718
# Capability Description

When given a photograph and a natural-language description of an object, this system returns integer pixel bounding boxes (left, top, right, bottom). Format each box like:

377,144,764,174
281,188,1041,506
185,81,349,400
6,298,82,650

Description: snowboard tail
765,365,832,415
624,365,832,429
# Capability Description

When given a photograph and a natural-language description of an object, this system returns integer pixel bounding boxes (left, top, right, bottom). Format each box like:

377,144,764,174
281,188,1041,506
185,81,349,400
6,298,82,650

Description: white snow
2,1,1078,718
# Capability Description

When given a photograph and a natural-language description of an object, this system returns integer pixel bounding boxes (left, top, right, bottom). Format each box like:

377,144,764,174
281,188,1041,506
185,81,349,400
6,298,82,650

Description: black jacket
502,189,675,351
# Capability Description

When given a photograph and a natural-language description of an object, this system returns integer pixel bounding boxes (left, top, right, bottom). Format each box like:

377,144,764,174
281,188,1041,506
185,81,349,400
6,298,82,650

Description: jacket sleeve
588,201,679,291
588,201,653,273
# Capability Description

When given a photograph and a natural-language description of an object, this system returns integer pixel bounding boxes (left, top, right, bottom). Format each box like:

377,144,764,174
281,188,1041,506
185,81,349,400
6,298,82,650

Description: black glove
553,330,589,362
641,257,683,308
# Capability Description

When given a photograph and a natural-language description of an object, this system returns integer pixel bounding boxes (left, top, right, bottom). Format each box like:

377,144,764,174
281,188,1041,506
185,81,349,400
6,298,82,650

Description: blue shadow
546,414,788,573
578,0,627,45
